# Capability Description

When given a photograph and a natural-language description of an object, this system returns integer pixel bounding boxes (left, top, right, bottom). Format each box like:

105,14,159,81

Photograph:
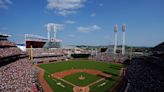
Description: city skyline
0,0,164,47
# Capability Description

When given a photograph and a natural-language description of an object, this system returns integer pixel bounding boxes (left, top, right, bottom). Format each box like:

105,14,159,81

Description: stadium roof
0,33,11,37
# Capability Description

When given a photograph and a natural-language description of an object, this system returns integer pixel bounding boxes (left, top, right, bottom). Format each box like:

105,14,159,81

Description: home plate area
51,69,112,92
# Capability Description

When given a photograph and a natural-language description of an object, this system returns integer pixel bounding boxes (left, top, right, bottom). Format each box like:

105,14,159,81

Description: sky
0,0,164,47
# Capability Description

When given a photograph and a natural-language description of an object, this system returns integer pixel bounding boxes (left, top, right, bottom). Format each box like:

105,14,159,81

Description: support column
122,24,126,55
114,24,118,54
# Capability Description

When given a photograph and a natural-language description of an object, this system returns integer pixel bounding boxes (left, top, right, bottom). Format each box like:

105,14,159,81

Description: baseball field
38,60,122,92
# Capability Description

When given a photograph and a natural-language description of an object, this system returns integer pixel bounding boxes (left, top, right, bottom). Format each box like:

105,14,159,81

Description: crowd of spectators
96,53,113,61
124,56,164,92
0,40,25,59
0,47,25,58
0,40,16,47
26,48,67,63
118,42,164,92
26,48,65,57
0,58,39,92
0,40,40,92
33,55,67,63
95,53,127,62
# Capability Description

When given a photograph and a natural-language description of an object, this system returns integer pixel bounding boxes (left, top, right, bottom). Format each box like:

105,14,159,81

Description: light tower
47,23,55,42
122,24,126,55
114,24,118,54
53,25,57,41
47,23,63,42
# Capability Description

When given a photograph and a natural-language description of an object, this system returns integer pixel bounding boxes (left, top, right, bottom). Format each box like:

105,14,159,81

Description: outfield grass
90,76,118,92
39,61,122,74
39,60,122,92
63,72,101,86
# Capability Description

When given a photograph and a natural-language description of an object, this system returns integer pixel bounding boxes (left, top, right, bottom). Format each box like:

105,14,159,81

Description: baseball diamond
38,60,123,92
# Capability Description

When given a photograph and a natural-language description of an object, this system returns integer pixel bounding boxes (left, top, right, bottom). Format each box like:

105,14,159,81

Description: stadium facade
25,34,62,48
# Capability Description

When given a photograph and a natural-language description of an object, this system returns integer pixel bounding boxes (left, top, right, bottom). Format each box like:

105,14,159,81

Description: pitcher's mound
79,75,85,80
73,86,90,92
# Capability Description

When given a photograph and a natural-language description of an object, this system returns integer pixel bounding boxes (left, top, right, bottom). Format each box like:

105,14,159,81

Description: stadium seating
0,40,40,92
0,40,16,47
26,48,67,63
124,56,164,92
95,53,127,62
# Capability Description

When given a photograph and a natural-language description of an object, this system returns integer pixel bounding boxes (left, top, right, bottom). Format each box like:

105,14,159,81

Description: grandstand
26,48,67,63
25,34,62,48
151,42,164,54
25,34,47,48
0,34,41,92
25,33,65,63
119,43,164,92
95,47,128,63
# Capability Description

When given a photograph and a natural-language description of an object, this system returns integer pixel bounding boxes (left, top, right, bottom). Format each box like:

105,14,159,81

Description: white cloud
90,13,96,17
47,0,85,10
47,0,86,16
0,0,12,9
58,10,76,16
65,20,75,24
77,25,101,32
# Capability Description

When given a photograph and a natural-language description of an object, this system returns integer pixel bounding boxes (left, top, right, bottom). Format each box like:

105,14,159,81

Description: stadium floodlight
114,24,118,32
47,23,54,41
122,24,126,32
53,24,64,40
46,23,64,41
114,24,118,54
47,23,55,32
122,24,126,55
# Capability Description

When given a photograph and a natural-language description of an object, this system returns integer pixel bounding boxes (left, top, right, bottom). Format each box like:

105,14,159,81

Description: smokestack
122,24,126,55
114,24,118,54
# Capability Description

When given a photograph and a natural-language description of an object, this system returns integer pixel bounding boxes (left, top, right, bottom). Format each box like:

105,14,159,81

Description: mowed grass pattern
63,72,101,86
44,72,73,92
39,60,122,92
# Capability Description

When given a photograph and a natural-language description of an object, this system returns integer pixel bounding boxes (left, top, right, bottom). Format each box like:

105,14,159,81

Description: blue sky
0,0,164,46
